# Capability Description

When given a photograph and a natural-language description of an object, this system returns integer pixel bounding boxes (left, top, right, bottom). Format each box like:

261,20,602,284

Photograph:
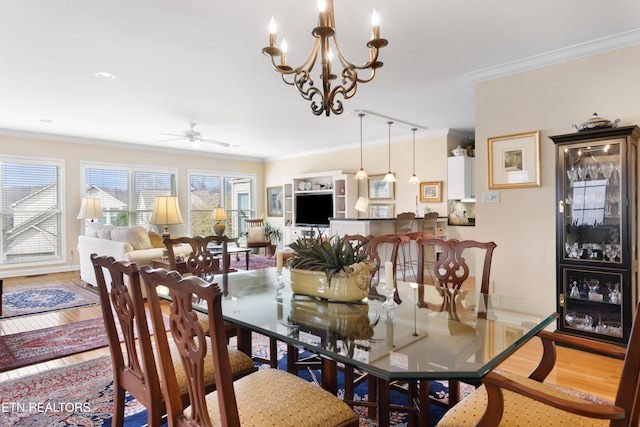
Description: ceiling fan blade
199,136,230,148
159,132,185,137
157,137,186,142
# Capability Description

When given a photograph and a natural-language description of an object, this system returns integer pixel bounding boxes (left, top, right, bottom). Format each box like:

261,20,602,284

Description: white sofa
77,224,191,290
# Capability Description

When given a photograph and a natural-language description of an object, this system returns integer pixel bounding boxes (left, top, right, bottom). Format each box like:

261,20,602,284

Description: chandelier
262,0,388,116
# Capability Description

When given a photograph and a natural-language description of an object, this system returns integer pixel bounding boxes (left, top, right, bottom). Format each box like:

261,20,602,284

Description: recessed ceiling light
94,72,116,80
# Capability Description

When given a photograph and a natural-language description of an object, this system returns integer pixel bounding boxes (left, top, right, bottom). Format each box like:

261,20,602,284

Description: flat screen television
295,194,333,227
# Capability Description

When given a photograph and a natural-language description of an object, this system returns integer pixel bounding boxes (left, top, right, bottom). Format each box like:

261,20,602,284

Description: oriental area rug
0,311,169,373
0,283,99,319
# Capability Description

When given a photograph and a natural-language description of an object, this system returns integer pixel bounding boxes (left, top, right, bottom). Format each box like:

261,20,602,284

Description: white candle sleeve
385,261,394,285
276,251,283,273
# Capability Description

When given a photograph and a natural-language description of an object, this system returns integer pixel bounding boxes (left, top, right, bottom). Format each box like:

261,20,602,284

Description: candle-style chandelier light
262,0,388,116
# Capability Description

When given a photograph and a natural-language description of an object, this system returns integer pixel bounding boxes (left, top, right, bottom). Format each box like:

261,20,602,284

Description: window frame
0,154,66,267
81,161,179,231
188,169,257,238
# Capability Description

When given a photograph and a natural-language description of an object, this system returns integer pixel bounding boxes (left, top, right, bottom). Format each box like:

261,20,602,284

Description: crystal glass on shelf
601,161,615,184
566,167,578,184
587,280,600,296
576,164,588,181
586,163,600,180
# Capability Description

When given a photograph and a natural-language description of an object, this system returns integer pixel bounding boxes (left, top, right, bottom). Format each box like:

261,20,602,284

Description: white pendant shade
355,196,369,212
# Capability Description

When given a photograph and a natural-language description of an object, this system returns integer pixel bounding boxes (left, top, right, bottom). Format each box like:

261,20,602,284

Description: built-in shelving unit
282,170,357,245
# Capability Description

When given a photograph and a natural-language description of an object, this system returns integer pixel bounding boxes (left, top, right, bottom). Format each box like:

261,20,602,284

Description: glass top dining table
202,267,558,383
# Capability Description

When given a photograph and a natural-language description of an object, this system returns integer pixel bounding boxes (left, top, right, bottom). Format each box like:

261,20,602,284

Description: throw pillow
110,226,152,250
247,227,267,243
148,231,165,248
95,225,114,240
86,222,100,238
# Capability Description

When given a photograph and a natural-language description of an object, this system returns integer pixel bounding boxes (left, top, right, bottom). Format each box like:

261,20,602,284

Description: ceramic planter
289,261,372,302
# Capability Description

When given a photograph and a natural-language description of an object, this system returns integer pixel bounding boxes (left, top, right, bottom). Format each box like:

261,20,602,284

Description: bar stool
409,212,439,284
385,212,415,280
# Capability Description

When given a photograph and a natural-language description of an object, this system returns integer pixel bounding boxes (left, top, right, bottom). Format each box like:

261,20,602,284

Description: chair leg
112,383,126,427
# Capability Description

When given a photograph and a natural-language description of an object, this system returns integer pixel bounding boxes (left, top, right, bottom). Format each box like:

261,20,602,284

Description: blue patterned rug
1,283,100,319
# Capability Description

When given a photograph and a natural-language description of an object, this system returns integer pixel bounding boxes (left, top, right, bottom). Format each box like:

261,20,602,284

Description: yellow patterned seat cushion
137,338,255,395
437,371,610,426
186,368,356,426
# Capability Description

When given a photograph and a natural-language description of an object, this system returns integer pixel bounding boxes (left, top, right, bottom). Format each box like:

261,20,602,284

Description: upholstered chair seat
437,370,609,427
190,368,356,426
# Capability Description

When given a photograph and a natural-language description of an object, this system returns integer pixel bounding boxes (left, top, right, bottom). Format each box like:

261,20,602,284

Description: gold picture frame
488,131,541,189
419,181,442,202
368,174,395,200
266,186,283,217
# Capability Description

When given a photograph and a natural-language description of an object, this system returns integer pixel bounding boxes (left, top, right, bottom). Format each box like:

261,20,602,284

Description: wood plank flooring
0,272,623,402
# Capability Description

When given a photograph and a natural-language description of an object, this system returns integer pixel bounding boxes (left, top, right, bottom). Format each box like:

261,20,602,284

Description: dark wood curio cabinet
551,126,639,345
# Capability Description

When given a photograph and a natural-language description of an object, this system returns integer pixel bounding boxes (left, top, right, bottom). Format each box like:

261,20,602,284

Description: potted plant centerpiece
287,231,374,302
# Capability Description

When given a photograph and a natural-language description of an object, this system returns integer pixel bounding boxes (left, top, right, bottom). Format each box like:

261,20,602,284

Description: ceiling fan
159,122,230,148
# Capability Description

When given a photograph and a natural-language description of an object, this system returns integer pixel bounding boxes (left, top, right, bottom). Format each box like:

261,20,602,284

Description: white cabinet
448,156,475,200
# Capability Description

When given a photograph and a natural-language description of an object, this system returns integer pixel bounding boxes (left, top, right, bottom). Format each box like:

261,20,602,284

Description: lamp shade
211,206,228,236
77,198,104,220
211,206,228,221
150,196,184,228
355,197,369,213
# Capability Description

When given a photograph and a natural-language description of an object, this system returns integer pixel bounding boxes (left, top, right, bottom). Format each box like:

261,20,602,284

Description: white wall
474,44,640,315
0,135,265,277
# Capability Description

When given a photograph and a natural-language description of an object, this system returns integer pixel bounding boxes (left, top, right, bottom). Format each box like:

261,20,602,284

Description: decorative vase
290,262,372,302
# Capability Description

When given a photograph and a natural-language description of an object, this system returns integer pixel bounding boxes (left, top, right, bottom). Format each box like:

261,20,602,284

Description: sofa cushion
111,226,152,250
148,231,165,248
247,227,267,243
96,225,115,239
86,222,100,238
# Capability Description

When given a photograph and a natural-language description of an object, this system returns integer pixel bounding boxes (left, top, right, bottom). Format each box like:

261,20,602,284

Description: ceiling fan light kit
262,0,388,116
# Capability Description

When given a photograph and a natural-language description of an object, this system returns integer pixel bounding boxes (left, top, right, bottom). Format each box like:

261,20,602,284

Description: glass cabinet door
560,141,622,264
561,268,625,341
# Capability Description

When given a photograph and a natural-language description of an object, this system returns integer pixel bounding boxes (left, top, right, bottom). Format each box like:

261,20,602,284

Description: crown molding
0,128,265,162
466,28,640,82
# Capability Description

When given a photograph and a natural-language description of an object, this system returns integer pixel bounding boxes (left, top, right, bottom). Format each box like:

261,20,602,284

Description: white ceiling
1,0,640,161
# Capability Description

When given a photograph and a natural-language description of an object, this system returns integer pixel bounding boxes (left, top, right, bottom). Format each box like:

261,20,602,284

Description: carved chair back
91,254,164,426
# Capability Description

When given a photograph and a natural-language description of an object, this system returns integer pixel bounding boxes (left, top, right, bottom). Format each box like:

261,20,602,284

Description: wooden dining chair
415,238,497,408
90,254,256,427
139,266,359,427
366,234,401,303
437,302,640,426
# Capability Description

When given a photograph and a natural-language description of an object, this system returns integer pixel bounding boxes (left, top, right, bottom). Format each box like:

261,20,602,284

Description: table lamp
212,206,227,236
150,196,184,239
77,198,104,222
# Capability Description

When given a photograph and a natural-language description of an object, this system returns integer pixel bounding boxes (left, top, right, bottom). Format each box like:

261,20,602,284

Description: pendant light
354,113,368,180
408,127,420,184
383,121,397,183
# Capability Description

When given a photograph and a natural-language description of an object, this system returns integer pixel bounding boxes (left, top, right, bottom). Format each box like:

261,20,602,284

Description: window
1,157,64,265
82,163,177,229
189,171,255,237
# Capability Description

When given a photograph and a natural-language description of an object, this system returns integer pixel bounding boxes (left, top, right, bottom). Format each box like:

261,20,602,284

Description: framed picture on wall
266,186,283,217
419,181,442,202
368,174,395,200
488,131,541,189
369,203,395,218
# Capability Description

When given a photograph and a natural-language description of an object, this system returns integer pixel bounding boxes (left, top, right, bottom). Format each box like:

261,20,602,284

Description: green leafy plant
288,229,371,286
264,221,281,245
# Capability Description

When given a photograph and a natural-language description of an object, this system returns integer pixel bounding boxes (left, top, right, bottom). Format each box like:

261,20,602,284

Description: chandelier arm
331,33,384,71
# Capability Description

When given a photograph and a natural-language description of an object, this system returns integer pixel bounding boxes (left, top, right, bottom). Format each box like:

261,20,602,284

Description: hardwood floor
0,271,624,402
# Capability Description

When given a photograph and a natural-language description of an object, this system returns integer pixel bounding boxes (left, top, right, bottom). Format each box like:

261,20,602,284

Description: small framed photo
369,203,395,218
488,131,541,189
266,186,283,217
419,181,442,202
368,174,395,200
